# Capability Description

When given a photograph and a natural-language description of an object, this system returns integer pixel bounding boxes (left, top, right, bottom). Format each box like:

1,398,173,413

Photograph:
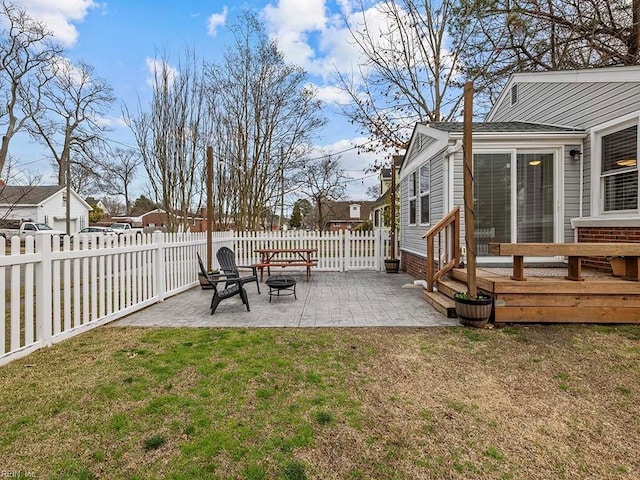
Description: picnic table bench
254,248,318,282
488,242,640,282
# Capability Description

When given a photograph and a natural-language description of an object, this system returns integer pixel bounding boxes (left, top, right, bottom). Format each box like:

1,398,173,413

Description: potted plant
198,269,219,289
608,256,626,277
385,156,400,274
384,258,400,273
453,291,493,328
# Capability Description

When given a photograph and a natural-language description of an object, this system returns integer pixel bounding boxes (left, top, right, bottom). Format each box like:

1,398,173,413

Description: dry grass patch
0,324,638,479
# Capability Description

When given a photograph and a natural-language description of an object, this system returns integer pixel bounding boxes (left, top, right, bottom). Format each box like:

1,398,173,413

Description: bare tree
126,49,213,233
0,0,62,176
296,154,347,230
206,12,325,231
69,160,99,196
366,184,381,200
458,0,640,104
93,148,142,214
26,59,115,185
336,0,494,154
100,196,125,217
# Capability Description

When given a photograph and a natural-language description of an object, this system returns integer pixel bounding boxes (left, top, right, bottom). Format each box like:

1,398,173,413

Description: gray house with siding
399,66,640,278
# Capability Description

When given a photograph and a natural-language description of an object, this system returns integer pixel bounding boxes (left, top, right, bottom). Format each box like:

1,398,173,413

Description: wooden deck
424,267,640,324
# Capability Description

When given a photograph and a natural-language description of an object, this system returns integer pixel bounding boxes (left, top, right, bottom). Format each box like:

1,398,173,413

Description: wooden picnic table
254,248,318,282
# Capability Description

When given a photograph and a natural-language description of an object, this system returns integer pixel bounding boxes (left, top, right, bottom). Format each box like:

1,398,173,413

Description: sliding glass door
474,153,511,255
474,151,555,255
516,153,554,243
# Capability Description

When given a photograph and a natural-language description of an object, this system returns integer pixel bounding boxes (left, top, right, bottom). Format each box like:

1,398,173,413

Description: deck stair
424,290,457,318
423,275,490,320
421,207,640,324
445,267,640,324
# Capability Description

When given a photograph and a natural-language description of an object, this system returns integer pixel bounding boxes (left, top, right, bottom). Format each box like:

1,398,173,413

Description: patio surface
113,271,460,328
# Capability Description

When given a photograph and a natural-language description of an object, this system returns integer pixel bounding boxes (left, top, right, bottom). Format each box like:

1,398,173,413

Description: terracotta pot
609,257,626,277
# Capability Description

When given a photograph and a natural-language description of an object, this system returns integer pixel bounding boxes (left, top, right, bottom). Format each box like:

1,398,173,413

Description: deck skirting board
494,306,640,323
440,267,640,324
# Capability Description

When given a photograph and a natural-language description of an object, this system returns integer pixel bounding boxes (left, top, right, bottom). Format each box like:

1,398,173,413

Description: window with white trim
419,163,430,224
601,125,638,212
408,172,417,224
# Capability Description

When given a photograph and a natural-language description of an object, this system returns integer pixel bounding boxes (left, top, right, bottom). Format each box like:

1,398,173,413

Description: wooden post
206,146,214,272
463,82,477,297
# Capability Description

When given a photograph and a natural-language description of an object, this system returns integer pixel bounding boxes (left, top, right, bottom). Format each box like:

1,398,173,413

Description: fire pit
264,275,297,303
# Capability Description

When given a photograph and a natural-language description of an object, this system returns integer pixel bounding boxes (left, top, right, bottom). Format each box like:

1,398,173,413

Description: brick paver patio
113,271,459,328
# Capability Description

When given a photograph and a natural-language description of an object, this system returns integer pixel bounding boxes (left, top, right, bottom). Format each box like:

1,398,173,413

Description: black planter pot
384,258,400,273
453,292,493,327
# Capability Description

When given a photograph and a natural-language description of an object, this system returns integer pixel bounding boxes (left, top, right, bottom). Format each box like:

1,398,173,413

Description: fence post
373,229,384,270
154,231,166,302
35,235,52,346
344,229,350,272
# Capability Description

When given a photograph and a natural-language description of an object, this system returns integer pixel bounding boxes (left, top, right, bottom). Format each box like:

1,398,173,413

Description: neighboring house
0,185,91,234
399,65,640,278
85,197,110,217
371,156,401,231
111,209,204,232
323,201,374,231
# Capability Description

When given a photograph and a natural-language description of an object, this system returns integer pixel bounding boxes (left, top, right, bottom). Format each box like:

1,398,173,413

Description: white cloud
313,84,352,105
207,6,228,37
263,0,325,32
259,0,385,87
94,115,128,129
145,58,179,88
261,0,328,74
11,0,99,46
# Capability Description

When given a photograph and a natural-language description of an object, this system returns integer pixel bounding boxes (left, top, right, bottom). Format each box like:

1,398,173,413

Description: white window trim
419,162,431,226
472,147,563,244
590,114,640,219
408,171,417,226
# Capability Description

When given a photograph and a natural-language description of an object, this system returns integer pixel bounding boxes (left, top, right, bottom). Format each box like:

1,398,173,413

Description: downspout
447,140,463,211
447,139,464,155
577,143,584,243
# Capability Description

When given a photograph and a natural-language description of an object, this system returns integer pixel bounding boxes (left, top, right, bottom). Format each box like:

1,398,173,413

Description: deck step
424,291,458,318
436,278,468,299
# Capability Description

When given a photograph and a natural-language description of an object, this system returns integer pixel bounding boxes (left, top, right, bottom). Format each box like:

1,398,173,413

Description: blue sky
9,0,384,201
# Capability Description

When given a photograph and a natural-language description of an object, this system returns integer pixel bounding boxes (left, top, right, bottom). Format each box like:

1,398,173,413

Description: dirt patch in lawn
0,325,638,479
299,325,640,479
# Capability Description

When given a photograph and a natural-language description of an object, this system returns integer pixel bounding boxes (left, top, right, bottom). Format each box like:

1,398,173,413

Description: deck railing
422,207,461,291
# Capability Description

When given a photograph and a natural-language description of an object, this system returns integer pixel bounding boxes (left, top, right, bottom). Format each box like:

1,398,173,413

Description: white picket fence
0,229,392,366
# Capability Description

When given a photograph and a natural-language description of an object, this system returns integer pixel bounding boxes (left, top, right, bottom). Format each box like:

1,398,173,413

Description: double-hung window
408,172,417,224
419,163,430,224
601,125,638,212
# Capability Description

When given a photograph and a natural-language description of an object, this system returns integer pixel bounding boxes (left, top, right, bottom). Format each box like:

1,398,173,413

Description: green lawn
0,325,639,479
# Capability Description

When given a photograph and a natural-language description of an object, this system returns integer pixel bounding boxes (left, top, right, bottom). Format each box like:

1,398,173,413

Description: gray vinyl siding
492,82,640,129
452,151,466,245
564,145,582,241
430,151,445,224
582,137,592,217
399,150,447,256
408,133,438,158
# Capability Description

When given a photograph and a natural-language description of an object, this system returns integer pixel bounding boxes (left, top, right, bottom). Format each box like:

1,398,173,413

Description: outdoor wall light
569,148,582,161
